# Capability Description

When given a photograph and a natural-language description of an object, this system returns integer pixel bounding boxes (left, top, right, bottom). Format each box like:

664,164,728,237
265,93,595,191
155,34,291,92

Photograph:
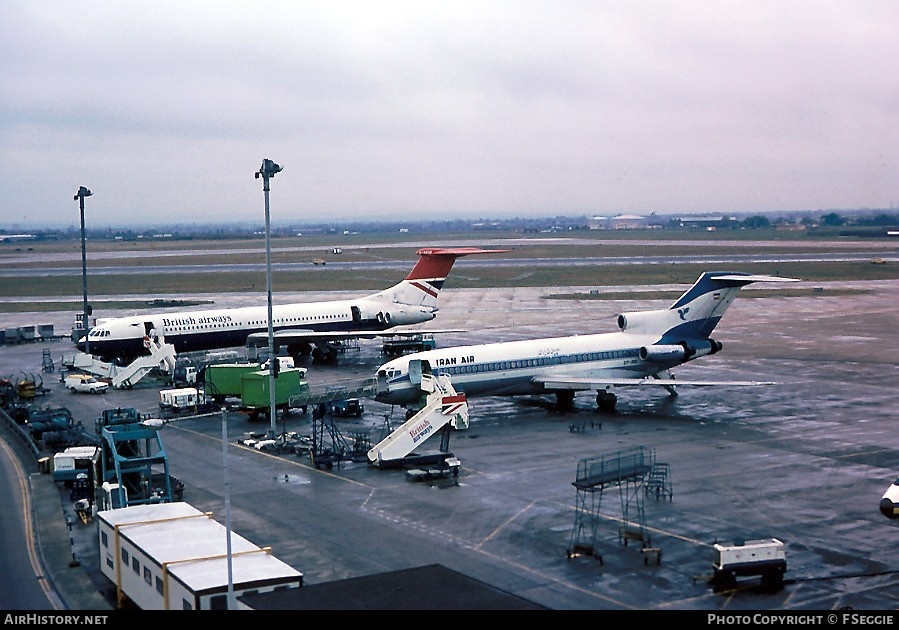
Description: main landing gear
553,389,618,413
596,390,617,413
555,390,575,411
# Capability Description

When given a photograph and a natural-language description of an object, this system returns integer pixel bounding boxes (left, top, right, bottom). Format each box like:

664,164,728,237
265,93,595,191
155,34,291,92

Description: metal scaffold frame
567,446,670,563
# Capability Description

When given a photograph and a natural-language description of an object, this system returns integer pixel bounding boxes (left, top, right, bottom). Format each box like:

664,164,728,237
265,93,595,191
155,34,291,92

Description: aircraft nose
880,496,896,518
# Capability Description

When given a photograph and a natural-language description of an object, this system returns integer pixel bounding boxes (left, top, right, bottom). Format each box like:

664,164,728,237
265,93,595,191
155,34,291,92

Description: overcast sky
2,1,897,229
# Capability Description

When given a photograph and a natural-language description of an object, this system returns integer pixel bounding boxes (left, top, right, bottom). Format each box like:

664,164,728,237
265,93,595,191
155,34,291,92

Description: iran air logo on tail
678,307,689,321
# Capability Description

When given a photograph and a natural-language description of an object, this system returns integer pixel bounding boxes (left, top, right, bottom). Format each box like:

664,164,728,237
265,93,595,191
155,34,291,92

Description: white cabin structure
97,502,302,610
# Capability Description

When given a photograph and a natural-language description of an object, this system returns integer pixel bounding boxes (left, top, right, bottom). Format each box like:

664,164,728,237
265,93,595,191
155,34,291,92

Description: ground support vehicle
201,363,262,402
158,387,217,418
382,334,436,358
328,398,364,417
711,538,787,587
239,367,310,421
65,373,109,394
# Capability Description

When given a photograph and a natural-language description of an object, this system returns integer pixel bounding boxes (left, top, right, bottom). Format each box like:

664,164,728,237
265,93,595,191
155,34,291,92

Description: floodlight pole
74,186,92,355
255,159,282,439
222,408,235,609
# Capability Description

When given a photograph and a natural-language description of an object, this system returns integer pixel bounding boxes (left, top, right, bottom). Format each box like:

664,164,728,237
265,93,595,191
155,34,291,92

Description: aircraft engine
380,307,435,326
617,309,671,334
640,339,722,363
639,345,686,362
681,338,723,359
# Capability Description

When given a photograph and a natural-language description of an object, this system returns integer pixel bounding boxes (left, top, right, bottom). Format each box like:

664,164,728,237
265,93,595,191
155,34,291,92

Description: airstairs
62,337,177,390
110,337,176,389
367,373,468,467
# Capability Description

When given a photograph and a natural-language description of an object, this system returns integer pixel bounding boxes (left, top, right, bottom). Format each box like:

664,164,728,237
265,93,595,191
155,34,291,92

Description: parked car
64,374,109,394
328,398,364,417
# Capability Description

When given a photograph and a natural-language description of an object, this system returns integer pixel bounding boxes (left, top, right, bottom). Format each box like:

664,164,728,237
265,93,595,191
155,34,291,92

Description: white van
64,373,109,394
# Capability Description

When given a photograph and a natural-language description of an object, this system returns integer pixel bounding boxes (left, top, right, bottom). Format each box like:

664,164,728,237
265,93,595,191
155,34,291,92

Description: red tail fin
405,247,510,281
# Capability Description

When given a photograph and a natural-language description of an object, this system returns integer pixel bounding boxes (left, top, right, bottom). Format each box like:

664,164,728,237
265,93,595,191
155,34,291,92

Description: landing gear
555,390,575,410
311,343,341,363
596,390,617,413
287,343,309,365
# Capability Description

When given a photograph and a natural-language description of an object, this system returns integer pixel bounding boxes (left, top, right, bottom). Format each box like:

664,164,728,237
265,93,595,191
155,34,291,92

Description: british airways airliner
77,247,506,365
375,271,799,412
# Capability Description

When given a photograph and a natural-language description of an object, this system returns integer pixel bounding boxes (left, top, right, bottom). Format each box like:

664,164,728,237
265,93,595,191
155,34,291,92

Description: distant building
674,215,726,229
0,233,36,242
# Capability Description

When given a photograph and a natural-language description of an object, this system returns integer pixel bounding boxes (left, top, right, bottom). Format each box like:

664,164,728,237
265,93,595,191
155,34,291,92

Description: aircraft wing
246,328,466,347
533,375,778,390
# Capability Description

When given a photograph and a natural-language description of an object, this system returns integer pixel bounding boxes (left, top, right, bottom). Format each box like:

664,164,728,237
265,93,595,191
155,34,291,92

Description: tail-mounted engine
640,339,722,363
353,303,435,327
618,309,677,334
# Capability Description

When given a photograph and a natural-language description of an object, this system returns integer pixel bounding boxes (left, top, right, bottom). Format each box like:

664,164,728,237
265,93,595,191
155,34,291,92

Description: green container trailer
202,363,262,401
240,368,310,420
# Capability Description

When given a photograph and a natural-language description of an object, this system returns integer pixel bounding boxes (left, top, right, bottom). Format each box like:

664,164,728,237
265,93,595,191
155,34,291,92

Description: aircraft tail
381,247,510,309
618,272,800,341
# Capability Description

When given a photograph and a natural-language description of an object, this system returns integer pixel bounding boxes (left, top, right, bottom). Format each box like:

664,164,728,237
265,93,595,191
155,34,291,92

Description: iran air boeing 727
77,247,506,365
375,271,799,413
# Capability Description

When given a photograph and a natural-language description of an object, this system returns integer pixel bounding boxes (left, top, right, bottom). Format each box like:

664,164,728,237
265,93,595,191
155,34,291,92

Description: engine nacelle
358,305,434,327
383,306,434,326
640,339,722,363
695,338,723,357
639,345,686,362
617,309,674,334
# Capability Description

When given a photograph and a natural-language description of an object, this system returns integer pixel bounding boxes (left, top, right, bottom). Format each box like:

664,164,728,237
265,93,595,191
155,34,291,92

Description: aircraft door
144,321,160,344
351,305,362,323
408,359,432,386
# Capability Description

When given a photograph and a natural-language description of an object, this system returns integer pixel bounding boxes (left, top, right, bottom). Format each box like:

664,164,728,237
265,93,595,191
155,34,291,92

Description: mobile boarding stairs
63,336,177,390
367,373,468,472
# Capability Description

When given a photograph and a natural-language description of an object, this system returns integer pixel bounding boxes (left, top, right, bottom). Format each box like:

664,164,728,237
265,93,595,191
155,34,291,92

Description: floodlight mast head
74,186,92,201
255,159,282,180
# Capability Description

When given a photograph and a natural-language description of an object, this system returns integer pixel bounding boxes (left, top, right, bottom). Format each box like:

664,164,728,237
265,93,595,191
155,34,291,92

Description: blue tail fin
618,272,800,339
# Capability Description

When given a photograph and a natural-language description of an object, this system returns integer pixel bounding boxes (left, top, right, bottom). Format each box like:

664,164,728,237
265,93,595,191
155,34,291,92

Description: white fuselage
376,330,666,404
375,270,795,408
81,294,433,363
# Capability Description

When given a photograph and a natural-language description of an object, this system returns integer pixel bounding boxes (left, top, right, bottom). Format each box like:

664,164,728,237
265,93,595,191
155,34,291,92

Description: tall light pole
74,186,92,355
254,159,282,439
221,407,235,609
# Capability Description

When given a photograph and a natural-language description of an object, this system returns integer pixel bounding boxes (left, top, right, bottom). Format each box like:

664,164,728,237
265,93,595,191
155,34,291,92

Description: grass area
1,234,895,311
546,287,869,301
0,260,892,312
0,299,214,314
3,236,894,269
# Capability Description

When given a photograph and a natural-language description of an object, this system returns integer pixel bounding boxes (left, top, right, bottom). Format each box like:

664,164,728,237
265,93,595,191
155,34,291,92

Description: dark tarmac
3,279,899,611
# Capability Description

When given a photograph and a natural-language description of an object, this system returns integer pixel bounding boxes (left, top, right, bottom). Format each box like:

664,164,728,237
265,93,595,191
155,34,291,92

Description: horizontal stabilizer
711,274,801,283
